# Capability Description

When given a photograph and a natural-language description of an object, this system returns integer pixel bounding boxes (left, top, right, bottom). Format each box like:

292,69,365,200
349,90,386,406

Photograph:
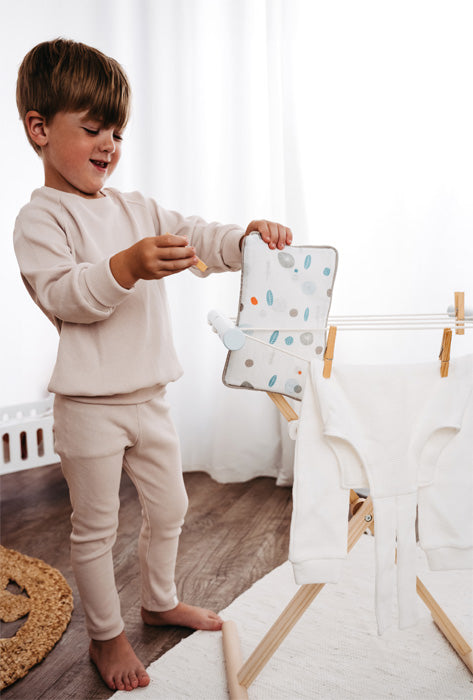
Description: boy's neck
42,182,107,199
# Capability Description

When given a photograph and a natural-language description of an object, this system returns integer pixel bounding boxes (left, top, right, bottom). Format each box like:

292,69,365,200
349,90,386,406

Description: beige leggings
53,390,188,641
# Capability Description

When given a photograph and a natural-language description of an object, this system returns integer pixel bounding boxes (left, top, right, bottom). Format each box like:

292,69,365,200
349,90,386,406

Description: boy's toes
138,670,150,687
112,674,125,691
207,612,223,630
128,672,139,689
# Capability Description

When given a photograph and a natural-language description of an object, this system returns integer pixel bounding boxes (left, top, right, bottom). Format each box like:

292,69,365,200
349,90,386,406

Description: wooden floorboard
0,463,292,699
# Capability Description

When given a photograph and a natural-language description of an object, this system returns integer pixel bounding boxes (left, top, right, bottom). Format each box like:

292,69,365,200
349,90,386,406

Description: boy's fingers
148,256,196,280
159,246,196,260
266,222,278,248
246,220,292,249
277,225,292,248
155,233,189,248
160,259,196,274
249,220,273,247
151,239,196,261
268,222,292,249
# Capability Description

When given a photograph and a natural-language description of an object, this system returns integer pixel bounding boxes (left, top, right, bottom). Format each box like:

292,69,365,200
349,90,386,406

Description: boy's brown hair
17,38,131,154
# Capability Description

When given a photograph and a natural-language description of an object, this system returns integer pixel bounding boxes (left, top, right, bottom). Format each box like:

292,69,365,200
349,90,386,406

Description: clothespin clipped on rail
439,328,452,378
455,291,465,335
323,326,337,378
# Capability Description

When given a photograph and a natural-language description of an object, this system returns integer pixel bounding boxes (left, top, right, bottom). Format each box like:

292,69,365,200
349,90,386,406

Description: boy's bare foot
141,601,223,631
89,630,150,691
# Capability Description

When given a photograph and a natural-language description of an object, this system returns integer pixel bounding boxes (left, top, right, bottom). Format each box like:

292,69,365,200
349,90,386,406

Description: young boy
14,39,292,692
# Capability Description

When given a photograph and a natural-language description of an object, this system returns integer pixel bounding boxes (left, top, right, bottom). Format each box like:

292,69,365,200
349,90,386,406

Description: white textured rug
115,536,472,699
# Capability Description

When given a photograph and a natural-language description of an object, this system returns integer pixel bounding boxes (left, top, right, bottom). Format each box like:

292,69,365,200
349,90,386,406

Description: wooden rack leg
416,577,473,674
234,495,374,690
267,391,299,421
222,393,373,694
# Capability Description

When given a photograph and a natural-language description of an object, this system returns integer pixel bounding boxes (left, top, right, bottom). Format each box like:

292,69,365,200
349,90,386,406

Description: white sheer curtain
116,0,307,484
2,0,472,485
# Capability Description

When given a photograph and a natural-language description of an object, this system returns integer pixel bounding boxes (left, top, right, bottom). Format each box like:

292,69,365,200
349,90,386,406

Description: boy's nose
100,130,116,153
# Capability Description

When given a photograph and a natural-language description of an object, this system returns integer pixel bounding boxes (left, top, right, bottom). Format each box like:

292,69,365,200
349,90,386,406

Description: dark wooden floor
0,463,292,699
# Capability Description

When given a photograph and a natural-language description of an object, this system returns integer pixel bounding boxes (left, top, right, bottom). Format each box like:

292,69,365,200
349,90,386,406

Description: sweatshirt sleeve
148,200,244,276
289,368,351,584
13,201,134,327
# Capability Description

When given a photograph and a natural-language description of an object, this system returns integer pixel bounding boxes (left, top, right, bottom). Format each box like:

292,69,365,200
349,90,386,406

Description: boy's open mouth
91,160,108,170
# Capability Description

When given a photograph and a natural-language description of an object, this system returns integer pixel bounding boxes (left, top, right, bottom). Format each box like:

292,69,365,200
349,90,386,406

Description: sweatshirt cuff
82,257,135,309
425,547,473,571
221,228,245,269
291,558,344,584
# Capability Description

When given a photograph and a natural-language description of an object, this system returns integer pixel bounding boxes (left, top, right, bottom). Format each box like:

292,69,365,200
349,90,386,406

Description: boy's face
39,111,123,198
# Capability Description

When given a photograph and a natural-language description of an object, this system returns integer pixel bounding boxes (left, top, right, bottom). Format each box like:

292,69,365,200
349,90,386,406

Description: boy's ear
25,111,49,149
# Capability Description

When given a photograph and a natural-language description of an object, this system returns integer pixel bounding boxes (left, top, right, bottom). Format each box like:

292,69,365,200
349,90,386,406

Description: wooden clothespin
455,291,465,335
194,258,208,272
323,326,337,378
439,328,452,378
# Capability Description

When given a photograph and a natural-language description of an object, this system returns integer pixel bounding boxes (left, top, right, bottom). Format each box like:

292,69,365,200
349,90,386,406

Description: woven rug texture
0,546,73,689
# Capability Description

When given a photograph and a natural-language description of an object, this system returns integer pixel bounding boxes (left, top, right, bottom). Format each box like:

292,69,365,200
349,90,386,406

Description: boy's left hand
241,220,293,251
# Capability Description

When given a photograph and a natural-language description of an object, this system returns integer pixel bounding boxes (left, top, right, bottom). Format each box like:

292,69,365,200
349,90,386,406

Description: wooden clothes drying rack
219,292,473,699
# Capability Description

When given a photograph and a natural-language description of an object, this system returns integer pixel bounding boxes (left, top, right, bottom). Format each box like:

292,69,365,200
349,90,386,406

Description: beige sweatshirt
14,186,244,400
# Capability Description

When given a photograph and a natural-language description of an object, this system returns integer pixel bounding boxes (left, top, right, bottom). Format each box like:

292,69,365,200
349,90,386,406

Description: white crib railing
1,397,59,474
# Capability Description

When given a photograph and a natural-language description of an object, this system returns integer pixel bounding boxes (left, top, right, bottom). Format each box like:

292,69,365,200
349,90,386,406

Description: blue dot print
269,375,277,387
323,267,331,276
269,331,279,344
266,290,274,306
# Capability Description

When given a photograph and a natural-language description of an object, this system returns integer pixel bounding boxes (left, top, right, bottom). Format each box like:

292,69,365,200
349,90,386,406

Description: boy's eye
82,127,123,141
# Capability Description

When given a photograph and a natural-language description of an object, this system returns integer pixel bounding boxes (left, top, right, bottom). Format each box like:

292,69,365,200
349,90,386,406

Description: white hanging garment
290,354,473,634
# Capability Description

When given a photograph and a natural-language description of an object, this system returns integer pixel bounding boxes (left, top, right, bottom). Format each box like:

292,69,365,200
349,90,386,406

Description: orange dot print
250,297,258,305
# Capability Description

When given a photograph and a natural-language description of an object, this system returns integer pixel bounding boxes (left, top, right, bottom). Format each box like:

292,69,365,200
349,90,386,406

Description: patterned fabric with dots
222,234,338,399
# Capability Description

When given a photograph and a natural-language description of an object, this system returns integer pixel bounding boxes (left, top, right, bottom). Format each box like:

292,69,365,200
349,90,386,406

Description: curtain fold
142,0,307,484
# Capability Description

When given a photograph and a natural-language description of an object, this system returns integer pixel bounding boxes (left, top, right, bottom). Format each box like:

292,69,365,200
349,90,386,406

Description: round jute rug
0,545,74,690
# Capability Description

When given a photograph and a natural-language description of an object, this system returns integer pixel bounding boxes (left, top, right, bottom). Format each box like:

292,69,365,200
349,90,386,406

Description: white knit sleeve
289,367,350,584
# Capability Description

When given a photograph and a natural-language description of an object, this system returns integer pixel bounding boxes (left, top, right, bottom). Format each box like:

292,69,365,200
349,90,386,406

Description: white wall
292,0,473,364
1,0,472,410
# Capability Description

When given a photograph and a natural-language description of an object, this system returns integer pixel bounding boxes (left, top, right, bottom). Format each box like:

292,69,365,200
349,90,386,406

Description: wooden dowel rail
222,620,249,699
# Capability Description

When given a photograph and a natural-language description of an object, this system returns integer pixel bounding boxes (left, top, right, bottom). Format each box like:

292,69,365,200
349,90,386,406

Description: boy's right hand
110,234,198,289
